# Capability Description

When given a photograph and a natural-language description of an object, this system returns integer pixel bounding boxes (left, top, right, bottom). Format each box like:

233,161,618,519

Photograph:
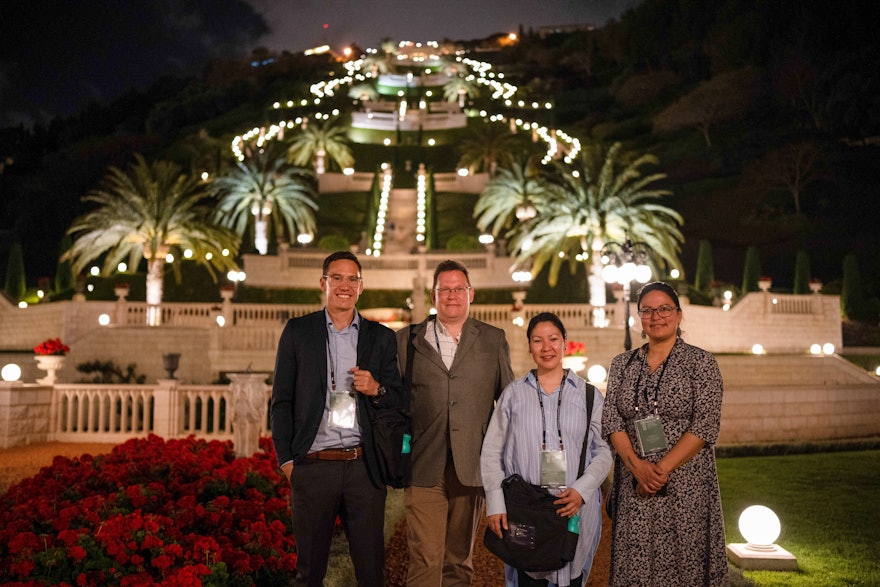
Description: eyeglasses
323,274,362,286
434,286,471,296
637,305,678,318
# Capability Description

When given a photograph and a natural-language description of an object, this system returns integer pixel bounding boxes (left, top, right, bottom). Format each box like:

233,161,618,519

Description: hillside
1,0,879,304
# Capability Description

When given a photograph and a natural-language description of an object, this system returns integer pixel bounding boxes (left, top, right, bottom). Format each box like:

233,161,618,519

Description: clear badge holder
540,449,567,490
634,414,668,456
328,390,357,429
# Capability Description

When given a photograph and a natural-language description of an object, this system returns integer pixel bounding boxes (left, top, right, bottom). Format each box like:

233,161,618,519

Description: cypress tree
741,246,762,293
4,240,26,302
841,253,868,320
792,250,811,294
55,234,76,294
694,239,714,293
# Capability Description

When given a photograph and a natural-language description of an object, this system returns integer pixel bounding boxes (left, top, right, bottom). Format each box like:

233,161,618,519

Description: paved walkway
0,441,117,493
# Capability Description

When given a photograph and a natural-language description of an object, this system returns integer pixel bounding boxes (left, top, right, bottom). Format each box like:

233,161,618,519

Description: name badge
634,414,668,457
540,449,567,488
328,390,357,429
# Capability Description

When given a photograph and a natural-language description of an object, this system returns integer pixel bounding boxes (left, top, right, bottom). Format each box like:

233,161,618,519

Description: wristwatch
372,385,387,405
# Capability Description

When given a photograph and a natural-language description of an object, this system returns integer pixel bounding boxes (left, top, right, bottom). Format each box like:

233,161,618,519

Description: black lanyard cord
532,369,569,451
632,345,671,416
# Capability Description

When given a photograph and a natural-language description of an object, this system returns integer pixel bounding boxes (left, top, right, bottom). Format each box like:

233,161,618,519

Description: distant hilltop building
537,23,595,37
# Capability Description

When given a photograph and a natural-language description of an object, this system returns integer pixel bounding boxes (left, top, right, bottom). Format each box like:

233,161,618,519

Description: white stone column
152,378,181,439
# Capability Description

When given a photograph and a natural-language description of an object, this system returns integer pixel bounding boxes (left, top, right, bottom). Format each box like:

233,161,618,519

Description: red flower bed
0,435,298,586
564,341,586,356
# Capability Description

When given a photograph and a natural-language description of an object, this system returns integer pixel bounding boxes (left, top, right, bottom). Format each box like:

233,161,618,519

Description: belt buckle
341,447,359,460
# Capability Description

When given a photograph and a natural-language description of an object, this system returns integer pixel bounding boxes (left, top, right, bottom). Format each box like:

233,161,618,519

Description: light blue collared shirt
308,310,363,452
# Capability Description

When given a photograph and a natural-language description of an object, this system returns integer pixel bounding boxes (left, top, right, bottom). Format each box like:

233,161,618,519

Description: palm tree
443,75,480,108
348,82,379,102
474,156,553,236
63,154,241,325
287,116,354,174
210,150,318,255
457,122,525,178
506,142,683,315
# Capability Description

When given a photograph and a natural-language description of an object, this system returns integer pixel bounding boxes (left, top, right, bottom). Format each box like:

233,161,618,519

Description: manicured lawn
718,450,880,587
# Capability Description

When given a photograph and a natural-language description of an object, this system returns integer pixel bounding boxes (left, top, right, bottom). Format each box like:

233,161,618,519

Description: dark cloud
0,0,268,127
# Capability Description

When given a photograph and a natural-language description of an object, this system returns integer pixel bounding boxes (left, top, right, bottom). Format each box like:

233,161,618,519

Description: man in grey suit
398,259,514,586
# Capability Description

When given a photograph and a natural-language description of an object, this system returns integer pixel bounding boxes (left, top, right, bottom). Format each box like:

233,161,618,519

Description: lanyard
327,337,338,391
532,369,568,451
632,346,670,417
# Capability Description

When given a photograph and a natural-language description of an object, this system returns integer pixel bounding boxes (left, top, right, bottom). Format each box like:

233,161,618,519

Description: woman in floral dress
602,282,729,586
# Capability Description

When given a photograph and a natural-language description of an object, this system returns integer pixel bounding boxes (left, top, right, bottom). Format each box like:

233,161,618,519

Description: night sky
0,0,635,127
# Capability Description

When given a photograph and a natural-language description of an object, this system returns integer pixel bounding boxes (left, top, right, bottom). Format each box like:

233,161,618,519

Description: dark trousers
290,457,387,586
516,570,583,587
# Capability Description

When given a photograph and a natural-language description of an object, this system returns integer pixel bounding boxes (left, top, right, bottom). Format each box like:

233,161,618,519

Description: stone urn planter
35,355,65,385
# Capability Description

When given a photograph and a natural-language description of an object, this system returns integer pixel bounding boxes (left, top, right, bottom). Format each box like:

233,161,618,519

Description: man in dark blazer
271,251,405,587
397,259,514,586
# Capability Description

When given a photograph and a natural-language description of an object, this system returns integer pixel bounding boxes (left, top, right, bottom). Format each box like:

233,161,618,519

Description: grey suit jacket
397,316,514,488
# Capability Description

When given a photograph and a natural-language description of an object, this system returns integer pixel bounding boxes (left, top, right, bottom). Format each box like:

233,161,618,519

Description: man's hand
349,366,380,396
280,462,294,480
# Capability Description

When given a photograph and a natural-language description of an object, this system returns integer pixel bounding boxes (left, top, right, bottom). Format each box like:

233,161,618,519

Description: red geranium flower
33,337,70,356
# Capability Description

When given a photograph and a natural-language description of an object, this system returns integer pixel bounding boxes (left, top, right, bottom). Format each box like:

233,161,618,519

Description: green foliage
793,250,812,294
210,147,318,253
694,240,715,294
4,241,26,302
54,234,76,294
741,245,762,293
75,360,147,384
317,234,351,250
63,154,242,310
445,234,480,251
286,115,354,172
841,253,878,322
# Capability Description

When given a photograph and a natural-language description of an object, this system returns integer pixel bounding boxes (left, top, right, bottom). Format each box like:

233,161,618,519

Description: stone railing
1,376,271,454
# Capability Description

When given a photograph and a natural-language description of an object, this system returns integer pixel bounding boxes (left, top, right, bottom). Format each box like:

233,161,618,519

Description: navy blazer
270,310,405,488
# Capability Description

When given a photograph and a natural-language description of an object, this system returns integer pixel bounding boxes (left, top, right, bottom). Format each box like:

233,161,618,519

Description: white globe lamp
739,505,781,551
726,505,797,571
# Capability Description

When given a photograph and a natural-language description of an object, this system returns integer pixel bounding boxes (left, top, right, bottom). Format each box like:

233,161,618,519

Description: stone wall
0,385,52,448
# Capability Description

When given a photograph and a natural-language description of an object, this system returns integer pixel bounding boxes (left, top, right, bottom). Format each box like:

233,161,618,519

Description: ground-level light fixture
726,505,797,571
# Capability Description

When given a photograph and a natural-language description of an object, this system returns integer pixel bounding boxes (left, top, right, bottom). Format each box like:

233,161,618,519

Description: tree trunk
255,216,269,255
145,257,165,326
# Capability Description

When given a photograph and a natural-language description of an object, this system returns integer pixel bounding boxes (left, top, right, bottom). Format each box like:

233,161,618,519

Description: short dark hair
636,281,681,310
322,251,362,275
526,312,567,341
432,259,470,289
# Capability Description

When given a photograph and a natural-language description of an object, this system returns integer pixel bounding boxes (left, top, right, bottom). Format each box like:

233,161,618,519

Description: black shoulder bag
363,324,413,488
483,382,596,572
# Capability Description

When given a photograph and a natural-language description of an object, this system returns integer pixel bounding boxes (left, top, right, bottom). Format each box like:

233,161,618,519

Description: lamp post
601,239,653,351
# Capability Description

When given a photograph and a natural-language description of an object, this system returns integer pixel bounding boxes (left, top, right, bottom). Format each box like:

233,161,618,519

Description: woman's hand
487,513,508,539
553,488,584,517
632,459,668,495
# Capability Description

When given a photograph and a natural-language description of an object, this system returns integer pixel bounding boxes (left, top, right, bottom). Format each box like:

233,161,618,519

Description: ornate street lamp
601,239,653,351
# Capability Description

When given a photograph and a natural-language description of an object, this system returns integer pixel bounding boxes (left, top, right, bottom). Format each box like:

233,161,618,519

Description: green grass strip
719,450,880,586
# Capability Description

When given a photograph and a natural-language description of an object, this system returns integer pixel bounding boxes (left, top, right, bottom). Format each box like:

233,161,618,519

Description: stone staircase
380,187,418,254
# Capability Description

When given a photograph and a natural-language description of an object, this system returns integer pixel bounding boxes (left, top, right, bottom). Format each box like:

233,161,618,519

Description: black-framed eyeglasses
434,286,471,296
323,274,362,286
637,305,677,318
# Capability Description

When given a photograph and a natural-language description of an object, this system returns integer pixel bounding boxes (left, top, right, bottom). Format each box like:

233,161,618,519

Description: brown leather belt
305,446,364,461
